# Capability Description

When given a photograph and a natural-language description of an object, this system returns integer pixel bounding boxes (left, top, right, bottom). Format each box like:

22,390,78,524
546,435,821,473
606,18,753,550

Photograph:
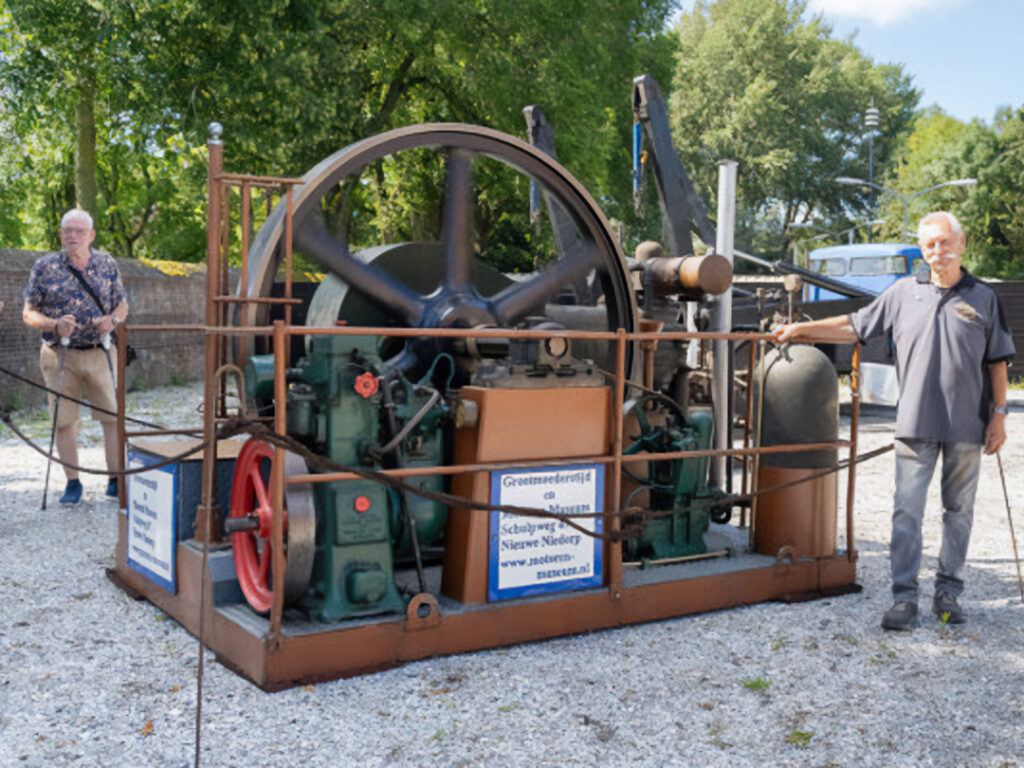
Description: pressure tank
753,344,838,559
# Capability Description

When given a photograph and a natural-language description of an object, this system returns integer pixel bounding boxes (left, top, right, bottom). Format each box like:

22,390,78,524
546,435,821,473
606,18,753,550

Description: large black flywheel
241,123,637,379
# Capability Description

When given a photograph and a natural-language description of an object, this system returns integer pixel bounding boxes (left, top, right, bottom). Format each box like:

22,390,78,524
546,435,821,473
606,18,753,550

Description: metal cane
100,333,116,395
41,335,70,510
995,452,1024,604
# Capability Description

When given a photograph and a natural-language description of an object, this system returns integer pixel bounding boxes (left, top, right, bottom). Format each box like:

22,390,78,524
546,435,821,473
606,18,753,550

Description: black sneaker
933,591,965,624
881,601,918,631
105,478,118,498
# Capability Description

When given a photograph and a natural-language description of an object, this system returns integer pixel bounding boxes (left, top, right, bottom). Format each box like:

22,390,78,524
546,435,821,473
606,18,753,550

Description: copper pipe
298,325,776,342
240,183,251,293
213,296,302,305
846,345,861,563
126,428,204,438
199,134,223,543
216,172,305,185
268,321,287,644
749,340,767,548
116,325,127,508
284,440,849,485
284,186,294,352
637,318,663,391
608,328,627,594
740,340,757,527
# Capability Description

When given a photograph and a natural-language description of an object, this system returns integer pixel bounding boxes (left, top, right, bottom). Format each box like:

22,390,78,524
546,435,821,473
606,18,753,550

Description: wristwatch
993,404,1009,416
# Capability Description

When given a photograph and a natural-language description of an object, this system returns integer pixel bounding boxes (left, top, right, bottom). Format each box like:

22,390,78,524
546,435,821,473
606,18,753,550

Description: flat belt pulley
226,439,315,613
239,123,638,378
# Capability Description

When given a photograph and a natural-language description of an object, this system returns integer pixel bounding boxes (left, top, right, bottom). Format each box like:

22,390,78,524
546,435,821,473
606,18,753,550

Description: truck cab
805,243,923,302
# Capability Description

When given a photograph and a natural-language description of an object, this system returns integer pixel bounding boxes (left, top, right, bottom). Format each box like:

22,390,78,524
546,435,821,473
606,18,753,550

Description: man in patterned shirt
774,212,1014,630
22,209,129,504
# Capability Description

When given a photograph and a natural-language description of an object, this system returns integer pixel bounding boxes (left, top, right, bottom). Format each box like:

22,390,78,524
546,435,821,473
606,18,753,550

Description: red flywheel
228,439,315,613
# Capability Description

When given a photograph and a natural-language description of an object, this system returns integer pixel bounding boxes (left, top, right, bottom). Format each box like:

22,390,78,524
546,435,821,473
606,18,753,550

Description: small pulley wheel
228,439,315,613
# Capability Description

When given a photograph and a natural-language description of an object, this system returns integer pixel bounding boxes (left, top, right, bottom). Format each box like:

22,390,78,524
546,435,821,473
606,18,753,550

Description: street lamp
834,177,977,237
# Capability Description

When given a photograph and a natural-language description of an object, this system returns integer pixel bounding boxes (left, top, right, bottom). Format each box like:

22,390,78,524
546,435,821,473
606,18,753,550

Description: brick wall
1,248,209,410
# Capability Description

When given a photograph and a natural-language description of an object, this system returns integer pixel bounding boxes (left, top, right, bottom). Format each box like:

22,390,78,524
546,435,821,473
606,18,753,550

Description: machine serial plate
488,465,604,601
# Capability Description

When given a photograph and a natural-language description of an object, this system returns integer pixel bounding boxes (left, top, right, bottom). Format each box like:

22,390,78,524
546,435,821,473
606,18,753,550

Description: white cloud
807,0,965,26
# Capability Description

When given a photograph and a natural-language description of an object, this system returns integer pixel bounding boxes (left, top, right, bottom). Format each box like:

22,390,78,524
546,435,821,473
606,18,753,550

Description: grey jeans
891,439,982,602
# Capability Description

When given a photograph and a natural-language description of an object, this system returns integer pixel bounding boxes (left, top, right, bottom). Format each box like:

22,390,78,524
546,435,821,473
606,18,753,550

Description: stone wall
1,249,208,410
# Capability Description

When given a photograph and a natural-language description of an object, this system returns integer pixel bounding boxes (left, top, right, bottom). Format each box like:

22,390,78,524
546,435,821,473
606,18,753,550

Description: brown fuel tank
753,344,838,559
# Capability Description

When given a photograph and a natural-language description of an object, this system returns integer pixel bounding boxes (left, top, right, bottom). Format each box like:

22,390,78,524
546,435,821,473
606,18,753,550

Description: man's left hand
984,416,1007,455
93,314,116,335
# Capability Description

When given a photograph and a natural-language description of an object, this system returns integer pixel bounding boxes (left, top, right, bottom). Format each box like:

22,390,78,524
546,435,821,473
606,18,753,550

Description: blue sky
674,0,1023,124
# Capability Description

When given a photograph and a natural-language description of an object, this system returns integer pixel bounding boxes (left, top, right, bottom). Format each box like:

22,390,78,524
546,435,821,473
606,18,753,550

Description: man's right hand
773,323,803,343
54,314,77,338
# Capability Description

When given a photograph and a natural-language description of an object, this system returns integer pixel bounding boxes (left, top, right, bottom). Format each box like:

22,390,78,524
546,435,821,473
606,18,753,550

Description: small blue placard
126,450,178,593
488,464,604,601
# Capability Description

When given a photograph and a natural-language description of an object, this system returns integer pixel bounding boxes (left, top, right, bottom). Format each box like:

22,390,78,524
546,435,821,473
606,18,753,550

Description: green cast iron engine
622,396,722,561
246,333,449,621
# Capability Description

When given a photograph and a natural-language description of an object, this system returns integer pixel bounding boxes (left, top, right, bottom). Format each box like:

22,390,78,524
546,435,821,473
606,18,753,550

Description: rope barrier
1,402,893,542
0,363,167,430
2,354,893,542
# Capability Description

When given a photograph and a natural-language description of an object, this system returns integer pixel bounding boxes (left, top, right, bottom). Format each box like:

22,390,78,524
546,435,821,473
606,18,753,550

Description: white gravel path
2,382,1023,767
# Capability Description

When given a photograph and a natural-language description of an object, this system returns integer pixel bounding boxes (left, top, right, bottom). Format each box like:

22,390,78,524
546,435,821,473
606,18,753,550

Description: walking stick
41,335,70,510
100,333,116,395
996,452,1024,604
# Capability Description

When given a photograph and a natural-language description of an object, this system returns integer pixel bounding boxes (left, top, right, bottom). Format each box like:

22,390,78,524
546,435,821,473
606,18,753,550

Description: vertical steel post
116,328,127,508
608,328,627,596
740,340,757,527
846,345,861,563
194,119,223,768
709,160,737,490
269,320,287,644
198,122,223,544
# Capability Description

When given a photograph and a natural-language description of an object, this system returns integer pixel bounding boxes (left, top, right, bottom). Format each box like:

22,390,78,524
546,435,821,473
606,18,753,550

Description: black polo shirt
849,269,1015,444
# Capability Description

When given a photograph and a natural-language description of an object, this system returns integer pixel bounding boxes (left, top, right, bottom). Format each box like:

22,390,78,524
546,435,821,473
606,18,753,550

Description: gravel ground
2,381,1023,768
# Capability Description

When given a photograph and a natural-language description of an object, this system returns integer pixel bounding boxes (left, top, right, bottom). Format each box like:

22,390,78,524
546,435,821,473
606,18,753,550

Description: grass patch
785,729,814,748
741,676,771,693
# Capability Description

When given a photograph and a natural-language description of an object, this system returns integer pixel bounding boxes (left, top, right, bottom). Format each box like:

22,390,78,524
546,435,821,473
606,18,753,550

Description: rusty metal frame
112,134,863,689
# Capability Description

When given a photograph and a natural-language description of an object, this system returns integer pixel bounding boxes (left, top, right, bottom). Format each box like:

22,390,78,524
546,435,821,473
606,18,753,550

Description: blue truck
805,243,924,302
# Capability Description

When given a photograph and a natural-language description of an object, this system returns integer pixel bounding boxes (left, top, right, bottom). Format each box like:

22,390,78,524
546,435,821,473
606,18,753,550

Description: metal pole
710,160,737,490
41,336,70,510
608,328,627,597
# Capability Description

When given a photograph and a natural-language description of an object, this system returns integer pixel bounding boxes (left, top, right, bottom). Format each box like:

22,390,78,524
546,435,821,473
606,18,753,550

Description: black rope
1,406,895,543
0,362,168,430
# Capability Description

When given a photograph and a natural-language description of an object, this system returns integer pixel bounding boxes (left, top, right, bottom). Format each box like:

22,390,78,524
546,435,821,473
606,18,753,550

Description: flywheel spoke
441,148,474,292
294,220,426,326
491,240,603,325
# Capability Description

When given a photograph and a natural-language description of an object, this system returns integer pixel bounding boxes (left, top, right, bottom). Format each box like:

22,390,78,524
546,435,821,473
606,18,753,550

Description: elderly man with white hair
22,209,129,505
774,211,1015,630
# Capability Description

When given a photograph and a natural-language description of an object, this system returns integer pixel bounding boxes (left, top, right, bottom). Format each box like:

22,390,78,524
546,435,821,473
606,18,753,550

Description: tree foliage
886,108,1024,278
666,0,919,260
1,0,677,268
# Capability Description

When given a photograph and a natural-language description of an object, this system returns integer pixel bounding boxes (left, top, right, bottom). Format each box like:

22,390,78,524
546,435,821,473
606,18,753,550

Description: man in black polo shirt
775,211,1014,630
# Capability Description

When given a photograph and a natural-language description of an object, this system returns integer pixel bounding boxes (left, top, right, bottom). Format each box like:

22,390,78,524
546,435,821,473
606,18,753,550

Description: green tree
2,0,678,267
882,106,1024,277
667,0,919,260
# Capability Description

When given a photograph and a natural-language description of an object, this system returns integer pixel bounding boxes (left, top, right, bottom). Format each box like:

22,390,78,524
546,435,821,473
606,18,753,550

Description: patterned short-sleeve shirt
23,248,126,346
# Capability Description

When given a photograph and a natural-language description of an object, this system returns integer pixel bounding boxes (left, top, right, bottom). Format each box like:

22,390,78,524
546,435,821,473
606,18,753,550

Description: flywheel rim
240,123,637,377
